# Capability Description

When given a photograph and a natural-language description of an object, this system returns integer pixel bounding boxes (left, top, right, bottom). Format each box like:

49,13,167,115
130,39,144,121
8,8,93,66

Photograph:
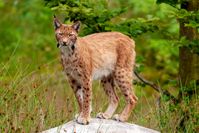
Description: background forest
0,0,198,132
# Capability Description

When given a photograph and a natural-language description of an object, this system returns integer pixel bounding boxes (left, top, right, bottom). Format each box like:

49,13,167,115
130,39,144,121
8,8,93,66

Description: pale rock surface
42,118,159,133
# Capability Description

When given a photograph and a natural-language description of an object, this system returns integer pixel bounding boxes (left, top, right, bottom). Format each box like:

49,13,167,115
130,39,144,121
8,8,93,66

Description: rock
42,118,159,133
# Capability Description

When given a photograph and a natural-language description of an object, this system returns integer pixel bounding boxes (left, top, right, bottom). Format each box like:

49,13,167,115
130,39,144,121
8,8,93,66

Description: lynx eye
68,33,74,37
58,33,64,36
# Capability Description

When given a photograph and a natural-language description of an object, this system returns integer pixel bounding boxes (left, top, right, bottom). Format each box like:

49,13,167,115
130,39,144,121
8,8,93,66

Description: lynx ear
72,21,80,32
53,15,62,30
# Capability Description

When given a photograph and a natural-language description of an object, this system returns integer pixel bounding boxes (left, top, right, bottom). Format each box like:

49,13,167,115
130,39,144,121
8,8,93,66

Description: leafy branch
44,0,160,37
173,37,199,54
134,70,178,102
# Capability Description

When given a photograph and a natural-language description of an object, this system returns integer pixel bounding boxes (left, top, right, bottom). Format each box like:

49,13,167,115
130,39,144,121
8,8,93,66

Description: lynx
53,16,138,125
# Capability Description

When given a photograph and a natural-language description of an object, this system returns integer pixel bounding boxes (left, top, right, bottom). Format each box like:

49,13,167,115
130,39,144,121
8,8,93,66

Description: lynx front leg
97,75,119,119
68,78,83,113
76,78,92,125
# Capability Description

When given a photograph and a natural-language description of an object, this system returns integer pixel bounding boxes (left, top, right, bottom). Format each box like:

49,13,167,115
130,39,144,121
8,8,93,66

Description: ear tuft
72,21,81,32
53,15,61,30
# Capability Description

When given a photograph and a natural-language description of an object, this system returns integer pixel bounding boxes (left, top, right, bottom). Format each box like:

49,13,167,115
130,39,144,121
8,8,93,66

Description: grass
2,51,197,132
0,40,159,132
0,55,159,132
0,0,198,132
0,41,198,132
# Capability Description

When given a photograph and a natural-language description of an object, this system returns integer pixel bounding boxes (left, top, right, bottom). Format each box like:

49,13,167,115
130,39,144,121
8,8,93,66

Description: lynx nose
63,42,67,46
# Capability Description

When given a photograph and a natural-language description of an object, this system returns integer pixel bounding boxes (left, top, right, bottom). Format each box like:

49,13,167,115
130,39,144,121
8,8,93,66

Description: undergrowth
0,56,198,132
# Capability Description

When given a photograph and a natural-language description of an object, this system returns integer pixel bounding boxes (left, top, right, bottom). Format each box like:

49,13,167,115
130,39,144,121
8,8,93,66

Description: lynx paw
76,113,90,125
112,114,125,122
96,112,110,119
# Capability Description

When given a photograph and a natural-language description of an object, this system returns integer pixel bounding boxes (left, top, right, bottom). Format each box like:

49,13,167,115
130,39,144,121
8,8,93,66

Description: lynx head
53,15,80,49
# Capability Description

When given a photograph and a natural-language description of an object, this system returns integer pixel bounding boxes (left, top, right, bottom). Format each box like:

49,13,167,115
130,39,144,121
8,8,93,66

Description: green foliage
44,0,159,37
44,0,126,35
174,37,199,54
108,18,159,37
0,0,56,68
156,0,179,7
157,87,198,132
0,0,198,132
156,0,199,49
169,9,199,29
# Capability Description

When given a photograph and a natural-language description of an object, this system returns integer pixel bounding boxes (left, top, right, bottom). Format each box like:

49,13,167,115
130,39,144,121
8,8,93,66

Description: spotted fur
53,16,138,125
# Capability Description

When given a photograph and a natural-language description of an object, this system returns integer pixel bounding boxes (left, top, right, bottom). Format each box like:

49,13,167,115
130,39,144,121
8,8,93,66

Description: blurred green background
0,0,198,132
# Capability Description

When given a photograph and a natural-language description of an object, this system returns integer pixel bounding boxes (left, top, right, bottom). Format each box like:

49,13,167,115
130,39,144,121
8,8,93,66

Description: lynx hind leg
97,75,119,119
113,67,138,122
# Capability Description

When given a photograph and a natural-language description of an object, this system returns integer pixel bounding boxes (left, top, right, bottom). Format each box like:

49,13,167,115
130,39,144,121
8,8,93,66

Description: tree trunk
179,0,199,97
